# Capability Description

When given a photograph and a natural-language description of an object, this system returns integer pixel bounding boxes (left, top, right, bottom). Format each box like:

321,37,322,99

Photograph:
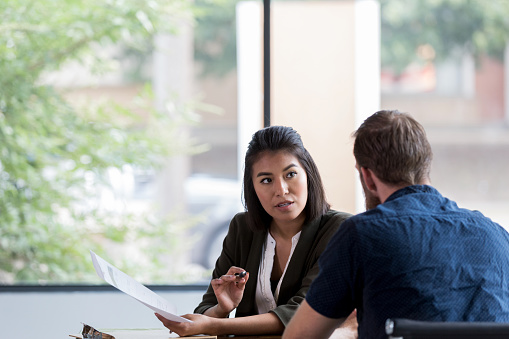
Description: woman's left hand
210,266,250,316
155,312,216,337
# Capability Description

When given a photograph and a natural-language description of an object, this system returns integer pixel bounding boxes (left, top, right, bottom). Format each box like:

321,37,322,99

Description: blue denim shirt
307,185,509,339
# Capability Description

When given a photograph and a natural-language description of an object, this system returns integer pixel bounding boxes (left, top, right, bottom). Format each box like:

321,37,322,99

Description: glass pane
0,0,244,285
380,0,509,229
5,0,507,287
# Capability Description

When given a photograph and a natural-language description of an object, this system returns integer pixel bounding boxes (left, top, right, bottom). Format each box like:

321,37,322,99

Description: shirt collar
385,185,441,203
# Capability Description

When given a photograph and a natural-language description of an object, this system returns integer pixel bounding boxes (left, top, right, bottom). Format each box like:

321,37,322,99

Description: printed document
90,250,191,323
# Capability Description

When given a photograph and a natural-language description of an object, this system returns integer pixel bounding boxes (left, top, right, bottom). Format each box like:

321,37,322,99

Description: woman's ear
360,167,377,192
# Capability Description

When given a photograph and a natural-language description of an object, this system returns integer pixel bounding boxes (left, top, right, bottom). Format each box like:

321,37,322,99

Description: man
283,110,509,339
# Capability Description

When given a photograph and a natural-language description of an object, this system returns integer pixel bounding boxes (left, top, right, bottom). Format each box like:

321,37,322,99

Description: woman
156,126,353,336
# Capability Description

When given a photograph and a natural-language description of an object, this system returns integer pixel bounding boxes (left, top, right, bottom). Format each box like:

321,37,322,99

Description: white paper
90,250,192,323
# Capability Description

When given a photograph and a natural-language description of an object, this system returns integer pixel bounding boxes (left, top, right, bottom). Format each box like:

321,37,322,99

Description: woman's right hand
210,266,249,316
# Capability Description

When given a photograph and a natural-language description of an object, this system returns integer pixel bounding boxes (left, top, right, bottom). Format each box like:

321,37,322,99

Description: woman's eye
286,171,297,178
260,178,271,184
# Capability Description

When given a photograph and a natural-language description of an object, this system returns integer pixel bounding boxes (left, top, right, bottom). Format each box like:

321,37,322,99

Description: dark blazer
194,209,351,326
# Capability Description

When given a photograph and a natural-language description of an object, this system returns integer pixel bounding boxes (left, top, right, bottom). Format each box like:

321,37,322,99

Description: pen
235,271,247,278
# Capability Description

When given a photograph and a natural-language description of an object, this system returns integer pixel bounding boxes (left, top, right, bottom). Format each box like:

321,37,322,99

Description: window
0,0,244,285
380,0,509,229
2,0,508,287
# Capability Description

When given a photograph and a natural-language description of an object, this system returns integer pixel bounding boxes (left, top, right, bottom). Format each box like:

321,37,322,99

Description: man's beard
359,171,382,210
364,188,381,210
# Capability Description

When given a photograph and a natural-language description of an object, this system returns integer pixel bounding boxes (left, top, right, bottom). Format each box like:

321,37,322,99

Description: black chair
386,318,509,339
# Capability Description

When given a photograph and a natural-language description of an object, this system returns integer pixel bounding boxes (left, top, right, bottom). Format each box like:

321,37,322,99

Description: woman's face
251,151,308,228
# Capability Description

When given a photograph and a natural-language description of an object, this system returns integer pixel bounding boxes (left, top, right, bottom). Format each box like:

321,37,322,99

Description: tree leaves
381,0,509,75
0,0,202,284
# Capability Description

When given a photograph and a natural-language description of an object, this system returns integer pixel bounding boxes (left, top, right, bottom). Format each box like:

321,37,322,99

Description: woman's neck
269,214,305,240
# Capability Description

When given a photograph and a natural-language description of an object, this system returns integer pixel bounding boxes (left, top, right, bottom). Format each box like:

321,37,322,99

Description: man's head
353,110,433,191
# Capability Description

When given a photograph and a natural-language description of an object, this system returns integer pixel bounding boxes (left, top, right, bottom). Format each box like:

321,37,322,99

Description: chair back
386,318,509,339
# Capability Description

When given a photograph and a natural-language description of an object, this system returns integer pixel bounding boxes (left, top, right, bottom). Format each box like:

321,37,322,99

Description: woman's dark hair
242,126,330,231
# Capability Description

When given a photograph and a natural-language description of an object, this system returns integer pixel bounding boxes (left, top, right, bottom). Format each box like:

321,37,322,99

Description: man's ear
360,167,377,192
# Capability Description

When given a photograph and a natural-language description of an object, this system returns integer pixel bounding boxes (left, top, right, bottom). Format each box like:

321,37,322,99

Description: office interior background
1,0,509,338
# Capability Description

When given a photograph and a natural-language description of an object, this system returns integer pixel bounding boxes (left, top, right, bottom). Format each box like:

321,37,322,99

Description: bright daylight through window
1,0,509,286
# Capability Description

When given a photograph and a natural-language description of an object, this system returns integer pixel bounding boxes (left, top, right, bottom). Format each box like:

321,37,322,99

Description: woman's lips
276,201,293,208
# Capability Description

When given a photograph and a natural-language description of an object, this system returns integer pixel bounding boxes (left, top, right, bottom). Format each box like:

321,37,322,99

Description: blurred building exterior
49,0,509,278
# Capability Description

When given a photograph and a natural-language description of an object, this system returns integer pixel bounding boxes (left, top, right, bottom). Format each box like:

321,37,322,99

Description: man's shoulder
345,188,506,234
357,185,450,220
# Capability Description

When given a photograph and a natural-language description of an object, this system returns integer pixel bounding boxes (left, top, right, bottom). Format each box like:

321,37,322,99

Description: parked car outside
183,174,244,269
100,166,244,282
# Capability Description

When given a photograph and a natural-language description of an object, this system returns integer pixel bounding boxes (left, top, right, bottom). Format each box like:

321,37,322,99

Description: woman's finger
236,272,249,286
225,266,248,276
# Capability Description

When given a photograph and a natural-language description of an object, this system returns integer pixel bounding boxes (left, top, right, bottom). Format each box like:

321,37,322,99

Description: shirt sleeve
305,220,358,319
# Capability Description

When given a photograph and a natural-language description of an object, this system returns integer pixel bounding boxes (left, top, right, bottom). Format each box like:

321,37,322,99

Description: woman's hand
155,313,216,337
209,266,249,316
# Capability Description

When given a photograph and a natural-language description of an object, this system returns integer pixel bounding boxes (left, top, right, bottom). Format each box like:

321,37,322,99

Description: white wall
0,288,206,339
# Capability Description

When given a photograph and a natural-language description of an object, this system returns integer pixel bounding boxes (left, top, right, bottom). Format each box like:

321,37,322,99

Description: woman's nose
275,179,289,196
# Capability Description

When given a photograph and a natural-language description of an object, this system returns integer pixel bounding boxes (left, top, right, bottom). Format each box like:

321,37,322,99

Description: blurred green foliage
0,0,206,284
192,0,509,77
193,0,239,77
381,0,509,75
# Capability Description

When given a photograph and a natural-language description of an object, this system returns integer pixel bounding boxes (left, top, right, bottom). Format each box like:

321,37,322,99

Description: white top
254,230,301,314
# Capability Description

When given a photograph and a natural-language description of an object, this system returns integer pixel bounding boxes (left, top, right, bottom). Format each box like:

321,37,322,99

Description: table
74,328,281,339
